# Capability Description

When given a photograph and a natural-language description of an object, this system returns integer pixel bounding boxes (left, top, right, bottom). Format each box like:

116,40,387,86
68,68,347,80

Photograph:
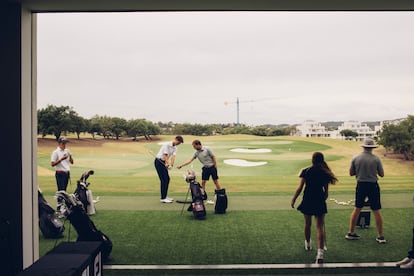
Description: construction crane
224,96,288,125
224,97,241,125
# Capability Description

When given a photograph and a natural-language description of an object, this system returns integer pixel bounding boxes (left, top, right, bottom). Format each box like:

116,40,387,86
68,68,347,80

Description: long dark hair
312,152,337,184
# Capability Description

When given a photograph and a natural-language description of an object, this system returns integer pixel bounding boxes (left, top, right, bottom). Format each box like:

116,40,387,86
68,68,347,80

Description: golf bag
357,198,371,228
38,190,65,239
214,188,228,214
74,170,96,215
55,191,112,262
189,181,207,219
357,210,371,228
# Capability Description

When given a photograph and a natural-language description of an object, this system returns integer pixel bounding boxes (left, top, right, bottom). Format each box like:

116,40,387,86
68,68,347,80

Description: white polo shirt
156,142,177,160
51,147,72,172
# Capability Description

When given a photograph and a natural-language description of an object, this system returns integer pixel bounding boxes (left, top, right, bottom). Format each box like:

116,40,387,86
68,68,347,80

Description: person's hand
290,199,295,209
177,165,182,169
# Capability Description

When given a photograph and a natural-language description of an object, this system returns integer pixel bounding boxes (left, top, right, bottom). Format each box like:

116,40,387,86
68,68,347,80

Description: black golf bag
74,170,96,215
55,191,112,262
357,198,371,228
189,180,207,220
214,188,228,214
38,190,65,239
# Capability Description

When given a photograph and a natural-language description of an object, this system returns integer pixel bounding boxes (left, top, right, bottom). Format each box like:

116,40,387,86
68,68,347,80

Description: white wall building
295,120,331,137
337,120,376,140
295,120,379,140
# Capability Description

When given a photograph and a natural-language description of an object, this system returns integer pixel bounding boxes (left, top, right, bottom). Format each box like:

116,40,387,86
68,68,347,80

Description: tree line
377,115,414,160
37,105,294,141
38,105,413,160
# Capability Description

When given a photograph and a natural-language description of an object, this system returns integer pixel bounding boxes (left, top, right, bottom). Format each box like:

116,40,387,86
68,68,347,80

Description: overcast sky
37,12,414,126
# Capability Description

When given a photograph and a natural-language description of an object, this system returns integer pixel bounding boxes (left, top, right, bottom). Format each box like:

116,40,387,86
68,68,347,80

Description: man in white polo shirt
51,137,74,191
154,135,184,203
51,137,74,214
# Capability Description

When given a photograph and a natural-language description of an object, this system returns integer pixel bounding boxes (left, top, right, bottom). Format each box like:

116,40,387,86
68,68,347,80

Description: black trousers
55,171,70,191
154,159,169,199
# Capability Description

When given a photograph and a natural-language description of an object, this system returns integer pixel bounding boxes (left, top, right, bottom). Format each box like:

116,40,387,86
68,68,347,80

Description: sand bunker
224,159,267,167
248,141,293,145
230,148,271,153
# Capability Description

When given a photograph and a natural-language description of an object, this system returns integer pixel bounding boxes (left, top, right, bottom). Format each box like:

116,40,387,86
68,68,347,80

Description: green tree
70,113,88,139
88,116,102,139
145,121,161,140
173,123,213,136
126,119,148,141
38,105,76,140
222,124,252,135
111,117,127,140
340,129,359,140
267,127,292,136
251,126,269,136
378,115,414,160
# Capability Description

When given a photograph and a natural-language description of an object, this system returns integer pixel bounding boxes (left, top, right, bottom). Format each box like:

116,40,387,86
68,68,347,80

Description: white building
295,120,331,138
295,120,379,140
337,120,376,140
376,118,406,134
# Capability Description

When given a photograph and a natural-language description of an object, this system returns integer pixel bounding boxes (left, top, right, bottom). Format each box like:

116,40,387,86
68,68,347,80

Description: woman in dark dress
291,152,337,264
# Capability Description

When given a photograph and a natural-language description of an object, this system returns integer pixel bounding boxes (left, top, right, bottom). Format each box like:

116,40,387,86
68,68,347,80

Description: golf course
37,135,414,274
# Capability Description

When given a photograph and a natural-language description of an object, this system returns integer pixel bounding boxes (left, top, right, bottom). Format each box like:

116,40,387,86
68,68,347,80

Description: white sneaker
315,249,324,264
160,198,173,203
305,240,312,250
166,197,174,201
396,257,412,266
400,259,414,269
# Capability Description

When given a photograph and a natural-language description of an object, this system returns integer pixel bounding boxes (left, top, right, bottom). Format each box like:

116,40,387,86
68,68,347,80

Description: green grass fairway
37,135,414,272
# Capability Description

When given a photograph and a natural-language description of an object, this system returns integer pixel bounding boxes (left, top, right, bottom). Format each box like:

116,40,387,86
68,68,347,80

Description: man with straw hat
345,138,386,243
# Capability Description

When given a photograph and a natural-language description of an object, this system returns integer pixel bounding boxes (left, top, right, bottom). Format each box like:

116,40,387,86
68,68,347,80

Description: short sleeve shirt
193,146,215,167
350,151,384,182
51,147,72,172
156,142,177,159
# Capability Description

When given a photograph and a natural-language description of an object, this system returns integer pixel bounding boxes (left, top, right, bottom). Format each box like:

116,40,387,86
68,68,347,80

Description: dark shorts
355,181,381,210
202,166,218,181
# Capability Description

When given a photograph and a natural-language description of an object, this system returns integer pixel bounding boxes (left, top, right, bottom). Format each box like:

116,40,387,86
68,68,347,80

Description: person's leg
155,159,169,199
201,180,207,191
373,209,384,237
201,167,209,191
211,167,221,190
369,182,384,240
315,215,325,263
213,179,221,190
316,215,325,250
55,172,69,214
56,173,69,191
347,182,364,238
304,215,312,249
349,207,361,234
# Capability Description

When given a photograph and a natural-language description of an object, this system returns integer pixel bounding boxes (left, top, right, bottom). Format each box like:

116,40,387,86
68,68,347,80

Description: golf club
180,187,191,215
